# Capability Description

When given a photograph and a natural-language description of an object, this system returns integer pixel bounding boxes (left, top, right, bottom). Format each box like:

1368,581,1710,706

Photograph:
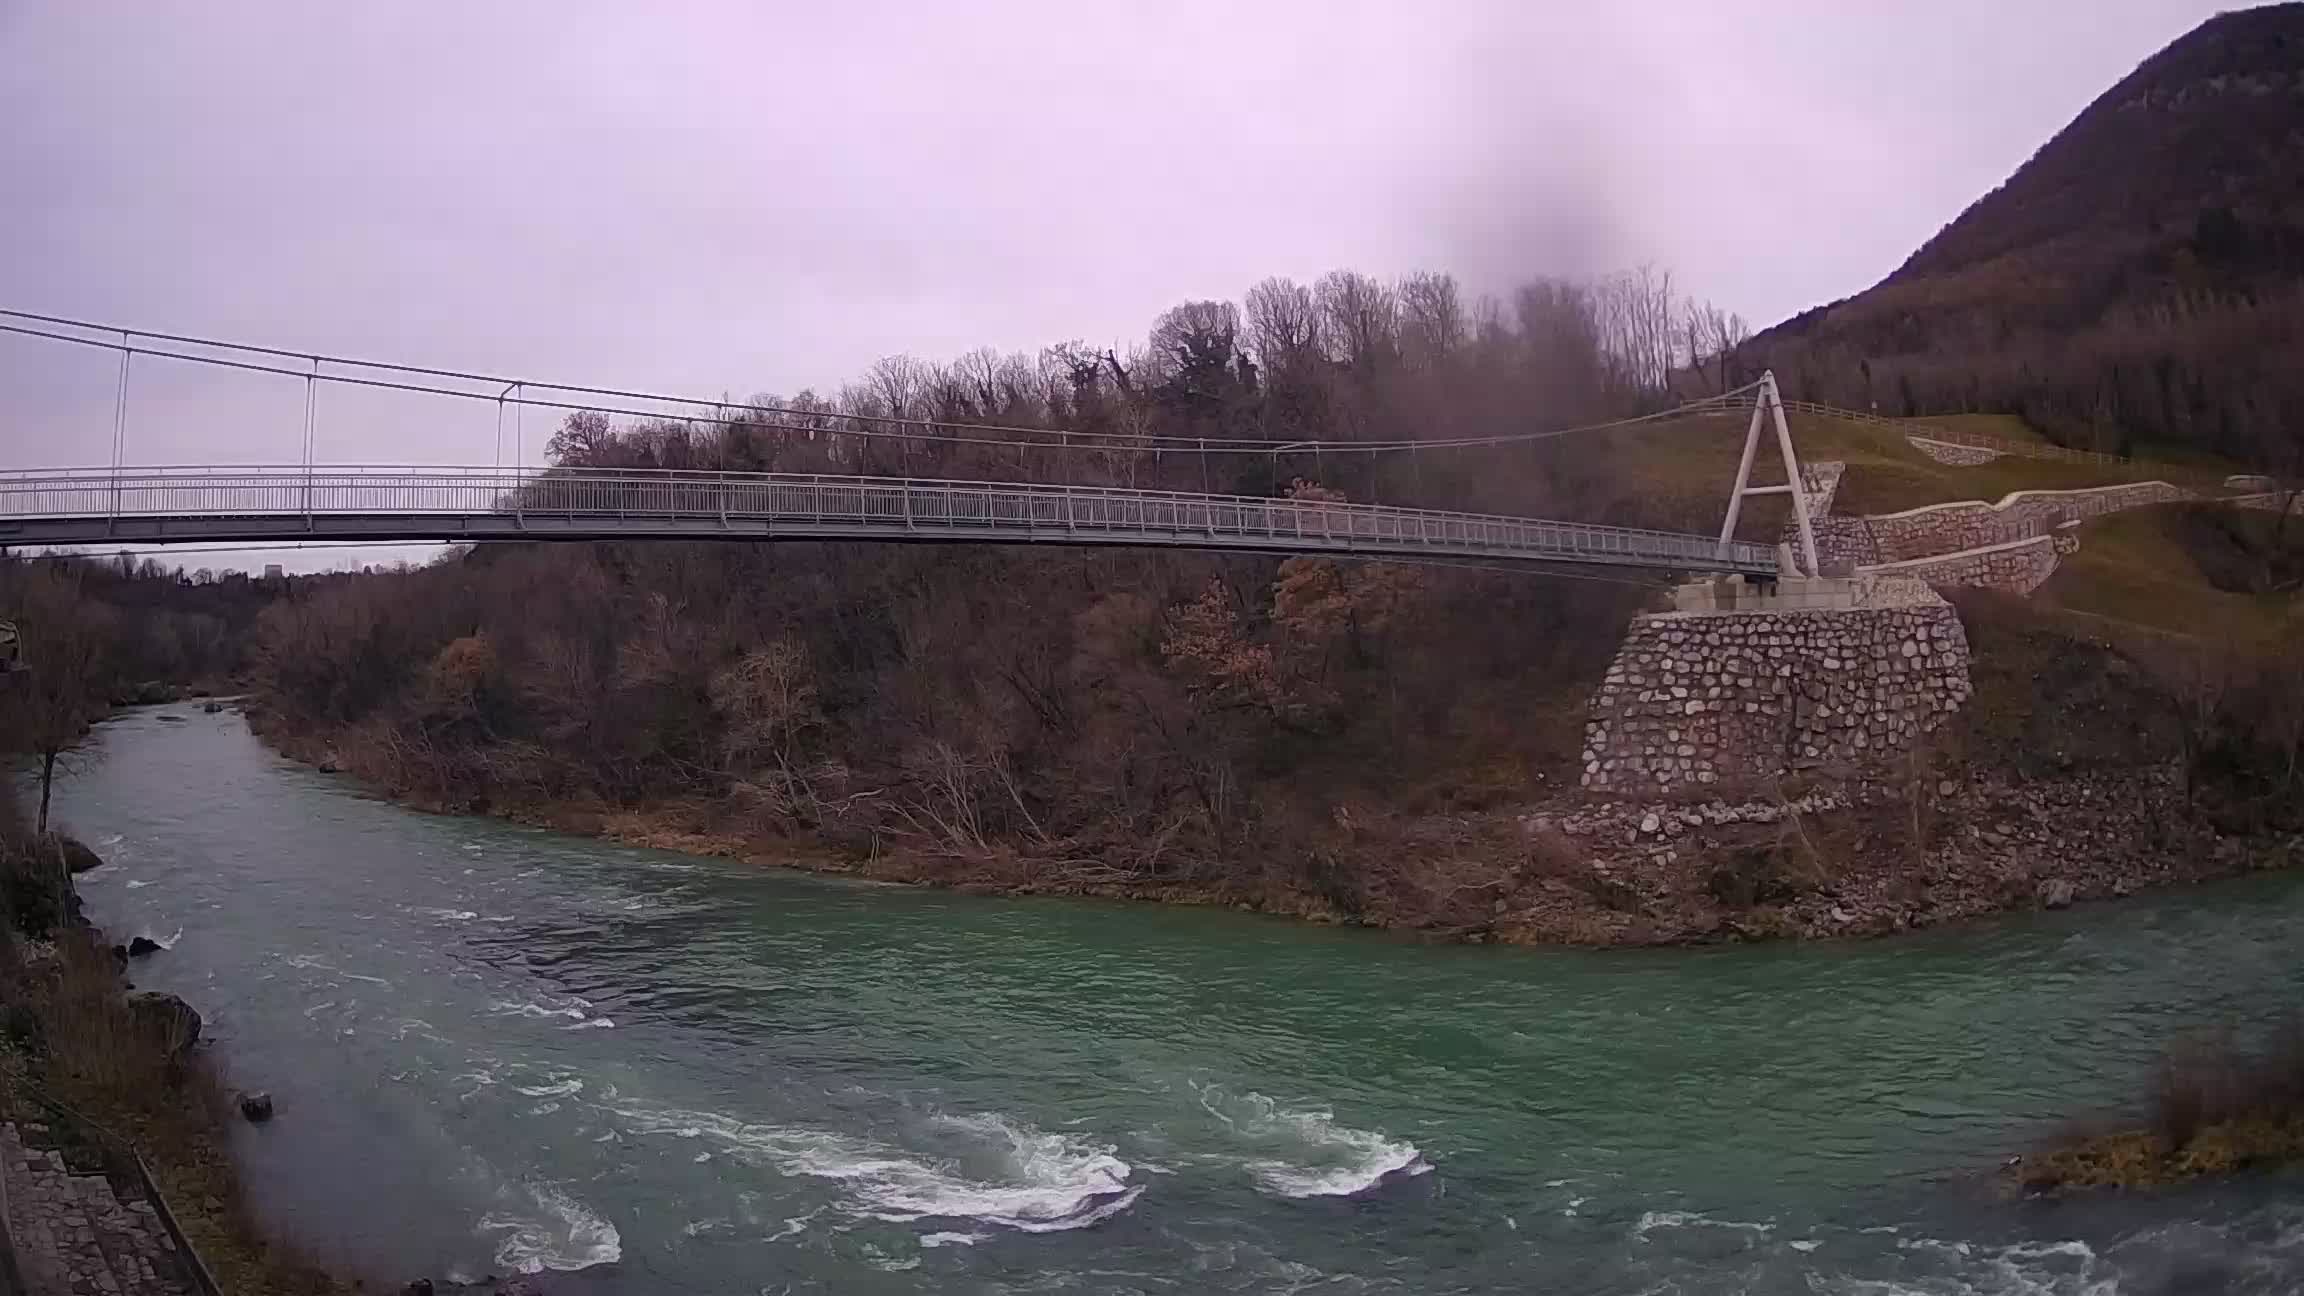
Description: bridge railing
0,465,1778,573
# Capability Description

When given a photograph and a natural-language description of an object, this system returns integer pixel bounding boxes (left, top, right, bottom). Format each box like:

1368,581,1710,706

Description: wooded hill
1746,3,2304,472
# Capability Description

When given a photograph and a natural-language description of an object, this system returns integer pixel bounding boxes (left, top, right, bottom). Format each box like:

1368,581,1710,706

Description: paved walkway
0,1121,192,1295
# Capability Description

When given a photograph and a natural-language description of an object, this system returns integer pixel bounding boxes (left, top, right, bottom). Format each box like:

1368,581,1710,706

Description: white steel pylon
1715,370,1821,578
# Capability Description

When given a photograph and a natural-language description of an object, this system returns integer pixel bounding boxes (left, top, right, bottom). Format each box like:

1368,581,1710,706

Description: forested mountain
1746,3,2304,469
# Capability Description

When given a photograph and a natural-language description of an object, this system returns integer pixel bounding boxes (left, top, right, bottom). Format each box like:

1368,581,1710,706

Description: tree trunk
37,749,56,836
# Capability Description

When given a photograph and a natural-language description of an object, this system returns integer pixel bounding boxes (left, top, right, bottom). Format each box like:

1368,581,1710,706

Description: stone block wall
1860,481,2193,562
1908,436,2006,466
1808,516,1882,568
1582,600,1971,795
1862,534,2067,595
2235,491,2302,515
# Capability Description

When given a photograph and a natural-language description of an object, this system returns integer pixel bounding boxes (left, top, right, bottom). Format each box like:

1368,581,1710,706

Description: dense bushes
249,534,1646,896
242,264,1743,905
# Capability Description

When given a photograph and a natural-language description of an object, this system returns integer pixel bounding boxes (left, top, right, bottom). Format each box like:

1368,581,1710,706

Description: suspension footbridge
0,311,1798,578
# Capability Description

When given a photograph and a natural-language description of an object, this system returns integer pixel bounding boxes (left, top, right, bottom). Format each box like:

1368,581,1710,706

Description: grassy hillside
1578,408,2205,539
2041,505,2304,641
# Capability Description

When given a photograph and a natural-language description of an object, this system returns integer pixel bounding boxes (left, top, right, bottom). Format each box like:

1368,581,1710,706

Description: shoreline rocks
46,835,105,876
124,991,201,1057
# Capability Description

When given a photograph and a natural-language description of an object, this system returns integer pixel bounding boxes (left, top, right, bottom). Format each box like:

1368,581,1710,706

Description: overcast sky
0,0,2239,568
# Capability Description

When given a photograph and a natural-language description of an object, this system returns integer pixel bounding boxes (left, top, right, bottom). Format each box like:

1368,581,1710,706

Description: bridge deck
0,467,1776,575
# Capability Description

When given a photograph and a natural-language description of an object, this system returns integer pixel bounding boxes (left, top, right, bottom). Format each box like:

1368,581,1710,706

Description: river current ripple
54,704,2304,1293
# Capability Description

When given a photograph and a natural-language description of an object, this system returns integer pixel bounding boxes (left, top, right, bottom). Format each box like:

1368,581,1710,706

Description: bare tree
710,641,824,816
0,569,115,835
1683,299,1750,394
1398,271,1467,371
1147,300,1244,391
1316,270,1399,372
1515,278,1606,401
1592,264,1678,398
1242,277,1322,374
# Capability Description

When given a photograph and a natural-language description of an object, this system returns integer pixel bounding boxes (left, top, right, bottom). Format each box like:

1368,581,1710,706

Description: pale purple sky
0,0,2241,567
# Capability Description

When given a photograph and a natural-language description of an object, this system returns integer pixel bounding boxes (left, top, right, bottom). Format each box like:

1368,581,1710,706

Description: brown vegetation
241,265,1768,929
2020,1025,2304,1192
1,568,116,833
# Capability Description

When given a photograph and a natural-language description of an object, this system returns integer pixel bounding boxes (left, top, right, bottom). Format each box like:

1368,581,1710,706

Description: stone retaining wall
1908,436,2005,466
1808,516,1881,568
1802,462,1845,519
1860,533,2075,595
1859,481,2193,562
1582,599,1972,795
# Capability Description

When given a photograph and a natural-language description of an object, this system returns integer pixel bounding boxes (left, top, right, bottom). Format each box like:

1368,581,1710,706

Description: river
45,703,2304,1293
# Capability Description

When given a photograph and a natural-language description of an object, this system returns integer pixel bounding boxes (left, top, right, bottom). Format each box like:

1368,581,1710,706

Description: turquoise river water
49,703,2304,1293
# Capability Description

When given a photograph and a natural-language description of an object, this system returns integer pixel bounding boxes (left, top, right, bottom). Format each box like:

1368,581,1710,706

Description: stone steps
1,1121,193,1296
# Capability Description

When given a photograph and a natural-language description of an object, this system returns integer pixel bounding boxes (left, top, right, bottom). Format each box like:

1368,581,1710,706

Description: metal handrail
0,465,1780,573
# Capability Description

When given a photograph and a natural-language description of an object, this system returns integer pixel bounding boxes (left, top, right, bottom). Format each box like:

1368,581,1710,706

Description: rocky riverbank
254,708,2298,948
0,826,353,1295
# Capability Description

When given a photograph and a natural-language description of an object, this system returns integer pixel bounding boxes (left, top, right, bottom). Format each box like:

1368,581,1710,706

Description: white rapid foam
920,1230,990,1248
124,879,152,889
1816,1235,2123,1296
1633,1210,1776,1240
512,1077,585,1099
477,1182,622,1274
487,994,591,1022
618,1104,1139,1234
1195,1085,1430,1199
413,907,480,922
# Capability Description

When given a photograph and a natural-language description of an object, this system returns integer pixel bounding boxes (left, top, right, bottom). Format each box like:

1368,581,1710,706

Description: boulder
202,701,225,714
125,991,201,1056
45,835,105,875
402,1281,435,1296
238,1091,275,1123
2038,879,2076,910
126,936,164,958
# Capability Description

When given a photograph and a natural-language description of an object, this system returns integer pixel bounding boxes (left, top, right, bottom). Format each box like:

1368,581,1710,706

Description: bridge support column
1717,371,1821,577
